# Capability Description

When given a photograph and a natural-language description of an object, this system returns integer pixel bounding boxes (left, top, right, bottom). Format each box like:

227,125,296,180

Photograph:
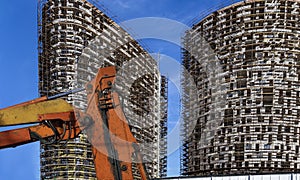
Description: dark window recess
263,88,273,93
268,127,272,132
257,108,261,114
247,118,252,123
263,88,273,105
265,107,272,113
245,51,254,59
256,144,259,151
276,153,282,158
235,144,244,151
286,136,290,144
278,125,282,132
245,108,251,114
268,135,272,142
219,137,225,143
278,97,283,104
237,109,240,115
245,161,249,167
224,118,233,126
286,90,291,97
262,125,266,133
257,134,263,140
268,153,272,160
258,116,264,122
258,71,262,77
263,95,273,105
285,127,290,133
225,109,233,116
237,71,247,78
235,136,239,142
237,80,247,88
255,127,260,132
247,89,251,96
278,134,283,141
246,143,252,150
237,90,244,96
297,99,300,106
237,126,243,132
242,117,246,124
246,126,250,133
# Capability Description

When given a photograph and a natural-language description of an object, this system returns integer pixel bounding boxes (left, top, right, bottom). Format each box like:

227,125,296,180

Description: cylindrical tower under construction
181,0,300,176
38,0,167,179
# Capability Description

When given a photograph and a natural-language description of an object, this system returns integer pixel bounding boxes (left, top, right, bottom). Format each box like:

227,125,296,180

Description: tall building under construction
38,0,167,179
181,0,300,176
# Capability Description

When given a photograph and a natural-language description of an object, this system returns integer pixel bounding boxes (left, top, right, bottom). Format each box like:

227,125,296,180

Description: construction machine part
76,66,149,180
0,98,73,126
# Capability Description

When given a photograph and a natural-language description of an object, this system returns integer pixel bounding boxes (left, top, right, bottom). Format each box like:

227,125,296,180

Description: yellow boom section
0,97,74,126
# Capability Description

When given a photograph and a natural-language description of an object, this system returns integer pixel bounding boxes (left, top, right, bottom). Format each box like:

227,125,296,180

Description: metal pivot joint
98,76,116,111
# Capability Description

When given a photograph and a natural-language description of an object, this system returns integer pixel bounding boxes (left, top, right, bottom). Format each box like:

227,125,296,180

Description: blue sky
0,0,237,179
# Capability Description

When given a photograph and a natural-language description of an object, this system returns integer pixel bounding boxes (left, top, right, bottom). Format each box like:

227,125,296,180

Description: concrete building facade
181,0,300,176
38,0,167,179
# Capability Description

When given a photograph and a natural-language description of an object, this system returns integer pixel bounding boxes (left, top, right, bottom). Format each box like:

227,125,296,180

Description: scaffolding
38,0,167,179
160,76,168,177
181,0,300,177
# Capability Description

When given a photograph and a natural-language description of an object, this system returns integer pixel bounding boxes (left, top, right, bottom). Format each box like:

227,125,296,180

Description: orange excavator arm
0,66,149,180
0,97,80,148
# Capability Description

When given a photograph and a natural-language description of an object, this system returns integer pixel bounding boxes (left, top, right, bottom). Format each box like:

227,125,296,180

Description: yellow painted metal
0,98,73,126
